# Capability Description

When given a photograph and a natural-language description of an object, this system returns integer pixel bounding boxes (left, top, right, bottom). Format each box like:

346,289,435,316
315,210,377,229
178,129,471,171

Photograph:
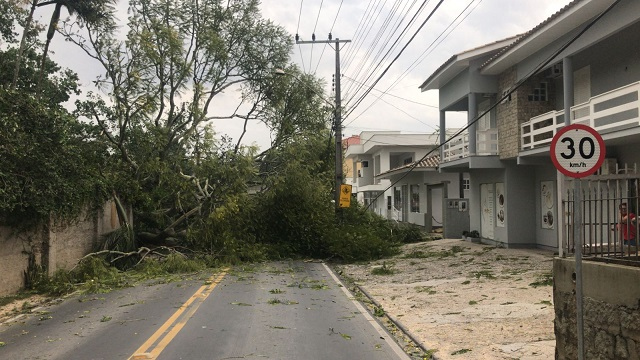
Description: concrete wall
0,226,44,297
554,258,640,360
0,201,123,296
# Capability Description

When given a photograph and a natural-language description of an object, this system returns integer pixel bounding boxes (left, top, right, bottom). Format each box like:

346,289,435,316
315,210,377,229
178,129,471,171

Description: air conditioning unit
548,63,563,78
600,158,617,175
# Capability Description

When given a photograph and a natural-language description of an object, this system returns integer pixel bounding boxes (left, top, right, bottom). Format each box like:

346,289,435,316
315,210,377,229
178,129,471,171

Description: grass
451,348,472,355
373,306,385,317
371,262,396,275
415,286,437,295
403,246,465,259
267,298,298,305
529,273,553,288
471,270,495,279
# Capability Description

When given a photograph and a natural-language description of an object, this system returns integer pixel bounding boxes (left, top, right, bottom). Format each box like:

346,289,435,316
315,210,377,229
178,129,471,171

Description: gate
563,164,640,264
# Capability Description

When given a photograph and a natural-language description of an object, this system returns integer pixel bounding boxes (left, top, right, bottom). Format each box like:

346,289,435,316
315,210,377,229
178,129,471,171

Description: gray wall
505,165,540,247
554,258,640,360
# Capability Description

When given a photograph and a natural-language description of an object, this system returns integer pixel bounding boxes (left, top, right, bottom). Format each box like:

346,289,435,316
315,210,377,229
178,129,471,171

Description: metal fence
563,164,640,266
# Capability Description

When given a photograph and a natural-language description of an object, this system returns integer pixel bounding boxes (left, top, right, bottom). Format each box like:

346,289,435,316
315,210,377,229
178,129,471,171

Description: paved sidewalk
336,238,556,360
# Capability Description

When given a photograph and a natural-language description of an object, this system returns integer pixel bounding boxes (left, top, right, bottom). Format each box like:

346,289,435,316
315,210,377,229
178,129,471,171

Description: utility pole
296,36,351,209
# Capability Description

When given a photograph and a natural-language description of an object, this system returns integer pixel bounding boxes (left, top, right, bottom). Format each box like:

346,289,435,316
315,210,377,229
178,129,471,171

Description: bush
392,222,426,243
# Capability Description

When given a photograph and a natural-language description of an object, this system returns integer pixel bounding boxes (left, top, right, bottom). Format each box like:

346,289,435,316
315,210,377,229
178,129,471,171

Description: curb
356,285,442,360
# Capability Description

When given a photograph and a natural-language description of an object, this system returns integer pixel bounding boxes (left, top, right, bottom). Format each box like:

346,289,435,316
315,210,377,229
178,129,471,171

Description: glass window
410,185,420,213
394,188,402,210
463,179,470,190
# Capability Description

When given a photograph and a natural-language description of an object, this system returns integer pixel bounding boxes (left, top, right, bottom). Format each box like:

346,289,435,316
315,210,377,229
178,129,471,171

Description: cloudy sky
41,0,571,151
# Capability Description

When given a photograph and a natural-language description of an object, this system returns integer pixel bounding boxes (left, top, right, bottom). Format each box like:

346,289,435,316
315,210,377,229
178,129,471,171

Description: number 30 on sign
550,124,605,178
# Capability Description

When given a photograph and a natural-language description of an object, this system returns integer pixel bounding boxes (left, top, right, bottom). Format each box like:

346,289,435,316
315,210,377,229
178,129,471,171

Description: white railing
477,128,499,155
443,132,469,162
442,129,499,162
521,81,640,150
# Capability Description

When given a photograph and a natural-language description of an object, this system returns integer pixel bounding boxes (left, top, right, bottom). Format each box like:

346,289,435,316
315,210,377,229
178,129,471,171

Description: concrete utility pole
296,37,351,209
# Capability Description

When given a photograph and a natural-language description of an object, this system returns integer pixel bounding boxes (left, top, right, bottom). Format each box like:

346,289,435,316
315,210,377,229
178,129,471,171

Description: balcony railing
521,81,640,150
442,129,499,162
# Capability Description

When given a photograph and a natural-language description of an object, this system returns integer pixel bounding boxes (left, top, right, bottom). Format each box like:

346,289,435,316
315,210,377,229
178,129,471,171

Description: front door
480,183,495,239
401,185,409,222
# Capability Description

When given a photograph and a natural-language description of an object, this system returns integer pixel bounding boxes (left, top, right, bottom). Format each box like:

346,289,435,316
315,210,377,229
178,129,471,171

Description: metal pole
575,179,584,360
334,39,343,209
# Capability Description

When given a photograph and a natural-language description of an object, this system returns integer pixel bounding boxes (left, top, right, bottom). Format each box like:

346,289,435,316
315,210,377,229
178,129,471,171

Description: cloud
39,0,570,151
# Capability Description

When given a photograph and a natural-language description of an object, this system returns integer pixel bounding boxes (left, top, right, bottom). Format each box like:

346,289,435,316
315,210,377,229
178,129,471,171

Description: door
401,185,409,222
480,183,495,239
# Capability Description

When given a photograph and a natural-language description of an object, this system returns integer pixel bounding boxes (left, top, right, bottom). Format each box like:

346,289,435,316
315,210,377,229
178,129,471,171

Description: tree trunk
37,2,62,93
12,0,39,89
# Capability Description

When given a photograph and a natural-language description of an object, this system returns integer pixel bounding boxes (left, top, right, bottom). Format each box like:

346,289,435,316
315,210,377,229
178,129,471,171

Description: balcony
442,129,499,162
521,82,640,150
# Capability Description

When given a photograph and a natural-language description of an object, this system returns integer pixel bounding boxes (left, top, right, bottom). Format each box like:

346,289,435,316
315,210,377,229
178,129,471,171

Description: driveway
335,238,556,360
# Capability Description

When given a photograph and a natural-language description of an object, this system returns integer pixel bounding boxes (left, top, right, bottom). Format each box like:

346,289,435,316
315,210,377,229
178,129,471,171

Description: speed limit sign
550,124,605,178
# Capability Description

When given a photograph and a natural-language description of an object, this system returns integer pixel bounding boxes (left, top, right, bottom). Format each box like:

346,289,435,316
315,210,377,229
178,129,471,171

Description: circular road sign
550,124,605,178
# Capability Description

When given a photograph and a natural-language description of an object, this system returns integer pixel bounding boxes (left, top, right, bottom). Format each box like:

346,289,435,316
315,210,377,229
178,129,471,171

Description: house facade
421,0,640,251
422,2,640,356
345,131,464,231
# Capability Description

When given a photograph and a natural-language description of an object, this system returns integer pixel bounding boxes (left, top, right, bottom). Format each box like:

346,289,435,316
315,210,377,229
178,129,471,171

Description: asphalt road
0,261,409,360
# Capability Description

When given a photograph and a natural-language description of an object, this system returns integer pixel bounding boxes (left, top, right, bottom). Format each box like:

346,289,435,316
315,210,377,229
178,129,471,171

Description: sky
38,0,571,151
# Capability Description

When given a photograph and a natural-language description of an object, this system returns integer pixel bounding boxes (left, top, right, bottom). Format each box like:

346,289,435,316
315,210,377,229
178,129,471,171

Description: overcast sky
41,0,571,151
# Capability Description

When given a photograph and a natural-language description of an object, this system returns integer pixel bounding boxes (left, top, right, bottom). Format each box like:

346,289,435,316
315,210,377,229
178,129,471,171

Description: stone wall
497,67,557,159
0,201,123,296
554,258,640,359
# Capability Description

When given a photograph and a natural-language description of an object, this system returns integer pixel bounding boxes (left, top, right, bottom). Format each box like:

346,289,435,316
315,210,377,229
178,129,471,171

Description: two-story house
422,2,640,355
419,35,532,247
345,131,464,232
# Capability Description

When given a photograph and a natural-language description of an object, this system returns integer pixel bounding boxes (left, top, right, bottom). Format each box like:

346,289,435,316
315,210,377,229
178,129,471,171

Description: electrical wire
344,0,425,100
297,0,307,73
343,0,404,85
344,0,445,122
309,0,325,72
313,0,344,74
363,0,623,211
342,0,385,70
387,0,483,95
347,0,480,127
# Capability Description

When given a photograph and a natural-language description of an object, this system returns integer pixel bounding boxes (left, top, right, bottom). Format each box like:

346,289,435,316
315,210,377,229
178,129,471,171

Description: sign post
339,184,352,208
550,124,605,360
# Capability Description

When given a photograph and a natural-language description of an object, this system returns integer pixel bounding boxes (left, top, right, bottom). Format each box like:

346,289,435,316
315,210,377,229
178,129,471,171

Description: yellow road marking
129,270,227,360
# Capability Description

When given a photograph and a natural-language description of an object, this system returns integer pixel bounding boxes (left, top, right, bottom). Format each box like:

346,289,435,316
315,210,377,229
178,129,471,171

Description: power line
344,0,445,121
347,0,480,127
313,0,344,74
344,0,426,100
387,0,483,94
342,74,438,107
309,0,325,71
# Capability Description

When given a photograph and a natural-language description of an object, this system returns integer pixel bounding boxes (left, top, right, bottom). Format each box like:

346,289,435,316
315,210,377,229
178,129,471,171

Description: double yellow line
129,270,228,360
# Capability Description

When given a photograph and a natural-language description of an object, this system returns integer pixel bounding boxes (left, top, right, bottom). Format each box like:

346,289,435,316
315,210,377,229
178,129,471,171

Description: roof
377,154,440,178
480,0,618,74
419,35,520,91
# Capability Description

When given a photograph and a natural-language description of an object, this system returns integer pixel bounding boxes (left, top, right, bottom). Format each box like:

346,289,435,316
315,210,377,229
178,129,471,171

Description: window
364,191,380,208
410,185,420,213
394,188,402,210
528,82,548,101
403,157,413,165
463,179,470,190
